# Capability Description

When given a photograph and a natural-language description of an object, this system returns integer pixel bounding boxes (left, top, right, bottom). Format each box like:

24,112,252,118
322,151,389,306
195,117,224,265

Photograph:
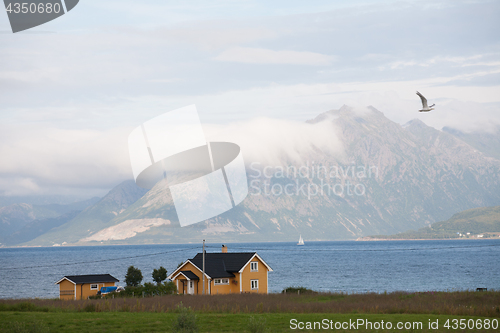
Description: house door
187,280,194,295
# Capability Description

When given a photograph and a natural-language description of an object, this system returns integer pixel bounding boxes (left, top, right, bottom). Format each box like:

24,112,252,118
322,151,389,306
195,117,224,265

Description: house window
250,262,258,272
214,278,229,285
251,279,259,290
90,284,98,290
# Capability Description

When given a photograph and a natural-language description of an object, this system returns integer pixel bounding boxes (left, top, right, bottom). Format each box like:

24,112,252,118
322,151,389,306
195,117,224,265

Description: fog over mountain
14,106,500,246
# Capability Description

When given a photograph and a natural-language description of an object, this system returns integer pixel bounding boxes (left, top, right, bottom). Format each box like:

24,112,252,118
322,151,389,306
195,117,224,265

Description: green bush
117,281,177,298
0,302,49,312
172,303,198,333
282,286,316,294
158,281,177,295
81,303,98,312
143,282,157,295
248,316,267,333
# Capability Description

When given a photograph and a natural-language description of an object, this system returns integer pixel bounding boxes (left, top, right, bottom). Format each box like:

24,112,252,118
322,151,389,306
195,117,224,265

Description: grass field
1,291,499,332
1,312,499,332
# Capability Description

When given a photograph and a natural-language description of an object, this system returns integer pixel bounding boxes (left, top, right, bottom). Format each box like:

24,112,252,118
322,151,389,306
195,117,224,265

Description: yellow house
55,274,119,300
168,245,273,295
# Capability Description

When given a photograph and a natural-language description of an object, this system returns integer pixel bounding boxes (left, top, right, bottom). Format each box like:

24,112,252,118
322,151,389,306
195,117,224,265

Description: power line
2,245,200,271
205,243,500,253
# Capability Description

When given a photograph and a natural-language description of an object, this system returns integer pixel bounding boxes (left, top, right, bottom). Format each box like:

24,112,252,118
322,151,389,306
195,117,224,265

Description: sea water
0,239,498,299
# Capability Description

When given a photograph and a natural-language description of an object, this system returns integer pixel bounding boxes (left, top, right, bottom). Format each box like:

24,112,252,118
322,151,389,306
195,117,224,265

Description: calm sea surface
0,240,499,299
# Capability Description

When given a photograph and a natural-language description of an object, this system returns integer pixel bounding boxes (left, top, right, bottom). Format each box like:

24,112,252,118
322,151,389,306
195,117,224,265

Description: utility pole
202,239,205,295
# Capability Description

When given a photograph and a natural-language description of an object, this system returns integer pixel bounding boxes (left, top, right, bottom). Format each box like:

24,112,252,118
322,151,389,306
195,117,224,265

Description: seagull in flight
416,91,435,112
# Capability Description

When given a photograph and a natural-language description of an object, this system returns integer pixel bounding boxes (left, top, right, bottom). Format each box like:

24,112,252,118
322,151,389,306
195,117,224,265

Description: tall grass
1,290,499,317
6,320,49,333
172,302,198,333
248,316,267,333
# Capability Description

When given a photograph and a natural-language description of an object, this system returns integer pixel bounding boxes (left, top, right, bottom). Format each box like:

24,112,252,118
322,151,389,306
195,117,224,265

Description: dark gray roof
191,252,256,278
180,271,199,280
62,274,119,284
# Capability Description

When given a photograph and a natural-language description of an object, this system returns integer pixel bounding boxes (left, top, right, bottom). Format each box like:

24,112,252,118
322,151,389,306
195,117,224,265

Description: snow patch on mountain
81,218,171,241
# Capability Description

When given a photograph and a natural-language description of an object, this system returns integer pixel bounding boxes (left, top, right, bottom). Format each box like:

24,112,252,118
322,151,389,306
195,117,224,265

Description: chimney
222,245,227,253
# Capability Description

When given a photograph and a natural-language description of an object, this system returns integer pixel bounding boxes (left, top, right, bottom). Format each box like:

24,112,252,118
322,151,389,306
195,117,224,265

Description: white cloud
214,47,334,66
155,26,276,50
0,177,41,196
417,100,500,133
0,124,133,196
204,116,344,167
0,82,497,197
1,0,499,198
382,54,500,71
0,113,346,196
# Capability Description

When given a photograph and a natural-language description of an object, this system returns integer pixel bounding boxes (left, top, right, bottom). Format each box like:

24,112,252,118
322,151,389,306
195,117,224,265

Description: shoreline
356,237,499,241
2,237,500,249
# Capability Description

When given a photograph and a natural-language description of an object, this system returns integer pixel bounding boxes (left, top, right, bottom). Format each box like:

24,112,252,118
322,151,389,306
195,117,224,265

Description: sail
297,235,304,246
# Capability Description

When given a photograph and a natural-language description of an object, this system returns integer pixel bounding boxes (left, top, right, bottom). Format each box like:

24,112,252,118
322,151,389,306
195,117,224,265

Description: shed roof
56,274,119,285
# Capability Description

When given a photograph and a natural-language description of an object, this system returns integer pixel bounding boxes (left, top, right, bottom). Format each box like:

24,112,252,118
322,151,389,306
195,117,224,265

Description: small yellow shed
55,274,119,300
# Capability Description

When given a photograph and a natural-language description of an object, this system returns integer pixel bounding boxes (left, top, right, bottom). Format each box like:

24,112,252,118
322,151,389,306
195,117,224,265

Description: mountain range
0,197,100,245
3,105,500,246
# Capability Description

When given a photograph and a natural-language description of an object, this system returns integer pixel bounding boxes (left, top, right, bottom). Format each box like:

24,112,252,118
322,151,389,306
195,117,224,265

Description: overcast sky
0,0,499,198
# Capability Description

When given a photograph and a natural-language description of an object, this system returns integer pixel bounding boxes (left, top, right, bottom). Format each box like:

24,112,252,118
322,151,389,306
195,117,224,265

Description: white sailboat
297,235,304,246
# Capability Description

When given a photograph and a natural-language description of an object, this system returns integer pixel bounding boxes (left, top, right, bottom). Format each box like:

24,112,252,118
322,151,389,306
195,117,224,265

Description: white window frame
251,279,259,290
214,278,229,285
250,262,258,272
90,284,99,290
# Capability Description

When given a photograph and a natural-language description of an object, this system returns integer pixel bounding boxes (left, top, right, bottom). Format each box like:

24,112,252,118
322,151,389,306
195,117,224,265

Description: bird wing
416,91,428,108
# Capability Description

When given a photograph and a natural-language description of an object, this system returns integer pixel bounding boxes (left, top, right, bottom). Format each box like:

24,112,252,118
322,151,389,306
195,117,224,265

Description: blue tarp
100,286,117,294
